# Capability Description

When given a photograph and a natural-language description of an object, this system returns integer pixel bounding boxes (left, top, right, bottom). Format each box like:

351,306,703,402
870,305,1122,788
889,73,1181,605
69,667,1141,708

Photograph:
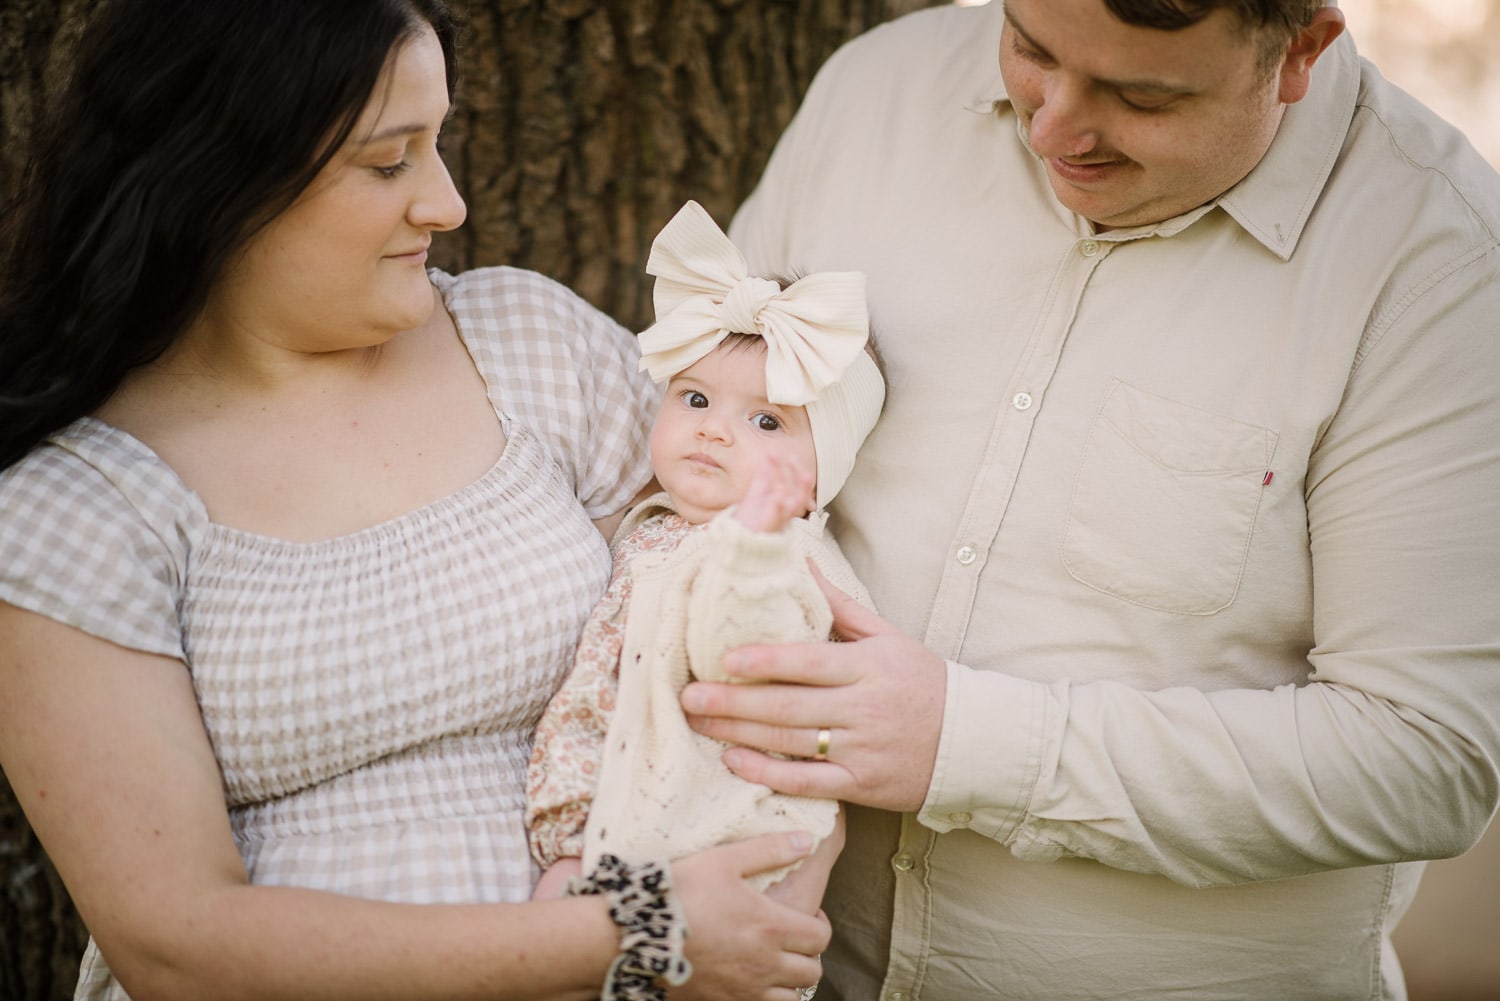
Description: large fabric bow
638,201,868,406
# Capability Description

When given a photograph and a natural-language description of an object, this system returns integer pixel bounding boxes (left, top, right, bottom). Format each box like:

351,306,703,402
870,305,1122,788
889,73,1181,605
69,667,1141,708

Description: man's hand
681,569,947,813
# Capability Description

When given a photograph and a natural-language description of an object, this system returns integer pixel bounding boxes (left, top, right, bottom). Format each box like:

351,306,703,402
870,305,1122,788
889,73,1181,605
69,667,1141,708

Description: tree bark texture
432,0,944,328
0,1,944,998
1,771,89,1001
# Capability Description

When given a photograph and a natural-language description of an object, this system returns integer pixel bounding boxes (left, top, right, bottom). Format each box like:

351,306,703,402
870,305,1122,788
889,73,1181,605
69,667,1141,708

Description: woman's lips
387,245,430,264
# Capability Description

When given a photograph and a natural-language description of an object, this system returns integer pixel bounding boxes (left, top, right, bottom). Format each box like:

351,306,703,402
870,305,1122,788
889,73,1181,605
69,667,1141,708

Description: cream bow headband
639,200,885,509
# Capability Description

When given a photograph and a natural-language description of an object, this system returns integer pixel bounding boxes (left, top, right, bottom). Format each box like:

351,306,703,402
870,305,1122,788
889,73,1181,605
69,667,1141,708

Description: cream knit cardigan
581,494,874,888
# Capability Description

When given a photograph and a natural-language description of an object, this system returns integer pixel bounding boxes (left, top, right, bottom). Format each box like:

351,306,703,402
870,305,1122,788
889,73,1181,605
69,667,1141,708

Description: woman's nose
411,152,467,232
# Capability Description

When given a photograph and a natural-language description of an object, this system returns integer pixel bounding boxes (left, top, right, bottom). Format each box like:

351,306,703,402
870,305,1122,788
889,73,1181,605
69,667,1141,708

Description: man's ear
1276,7,1346,105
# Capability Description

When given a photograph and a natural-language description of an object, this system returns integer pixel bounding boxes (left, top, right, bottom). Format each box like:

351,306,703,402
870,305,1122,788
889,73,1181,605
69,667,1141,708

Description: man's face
999,0,1291,231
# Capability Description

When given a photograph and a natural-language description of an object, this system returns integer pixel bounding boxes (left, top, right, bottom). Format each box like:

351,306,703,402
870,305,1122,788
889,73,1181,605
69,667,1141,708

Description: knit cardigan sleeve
684,512,834,683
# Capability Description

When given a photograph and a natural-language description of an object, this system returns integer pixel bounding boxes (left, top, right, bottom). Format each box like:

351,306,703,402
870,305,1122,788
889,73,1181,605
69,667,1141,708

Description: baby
526,200,885,915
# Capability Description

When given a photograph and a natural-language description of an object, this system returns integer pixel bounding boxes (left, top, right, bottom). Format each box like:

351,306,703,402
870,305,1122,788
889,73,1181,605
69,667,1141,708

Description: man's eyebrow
1005,7,1195,96
1004,7,1051,62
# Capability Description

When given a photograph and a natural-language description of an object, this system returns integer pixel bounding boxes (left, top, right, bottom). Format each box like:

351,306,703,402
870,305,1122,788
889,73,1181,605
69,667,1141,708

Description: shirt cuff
917,661,1060,843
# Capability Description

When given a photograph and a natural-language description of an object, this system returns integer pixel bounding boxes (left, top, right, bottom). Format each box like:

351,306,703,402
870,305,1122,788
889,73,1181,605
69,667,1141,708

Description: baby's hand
735,455,814,533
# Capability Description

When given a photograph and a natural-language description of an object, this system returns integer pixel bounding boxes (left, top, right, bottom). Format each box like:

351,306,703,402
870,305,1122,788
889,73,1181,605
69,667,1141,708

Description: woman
0,1,828,998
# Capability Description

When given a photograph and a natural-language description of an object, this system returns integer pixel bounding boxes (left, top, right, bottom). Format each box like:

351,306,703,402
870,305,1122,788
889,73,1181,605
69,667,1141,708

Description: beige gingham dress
0,268,657,1001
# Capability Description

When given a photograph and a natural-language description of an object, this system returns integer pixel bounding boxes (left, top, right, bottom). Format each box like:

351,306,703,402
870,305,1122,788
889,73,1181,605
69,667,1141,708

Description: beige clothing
0,268,657,1000
528,494,869,889
730,5,1500,1000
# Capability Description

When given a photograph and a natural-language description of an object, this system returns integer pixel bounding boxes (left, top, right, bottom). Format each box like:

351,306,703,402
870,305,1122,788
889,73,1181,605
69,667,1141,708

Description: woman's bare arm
0,603,826,1001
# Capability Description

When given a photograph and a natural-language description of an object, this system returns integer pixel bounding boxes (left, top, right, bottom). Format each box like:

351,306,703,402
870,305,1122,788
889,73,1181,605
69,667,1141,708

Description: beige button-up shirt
731,5,1500,999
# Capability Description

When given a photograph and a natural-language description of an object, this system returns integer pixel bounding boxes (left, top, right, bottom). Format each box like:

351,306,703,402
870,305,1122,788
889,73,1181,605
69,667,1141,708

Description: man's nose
1027,77,1101,159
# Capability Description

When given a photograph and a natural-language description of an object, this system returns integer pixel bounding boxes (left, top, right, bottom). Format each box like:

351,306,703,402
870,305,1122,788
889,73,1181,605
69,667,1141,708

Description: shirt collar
1217,31,1360,260
970,29,1361,258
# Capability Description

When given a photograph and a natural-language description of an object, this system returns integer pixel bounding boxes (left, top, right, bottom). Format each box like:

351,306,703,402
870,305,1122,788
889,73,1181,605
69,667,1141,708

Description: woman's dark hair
0,0,459,471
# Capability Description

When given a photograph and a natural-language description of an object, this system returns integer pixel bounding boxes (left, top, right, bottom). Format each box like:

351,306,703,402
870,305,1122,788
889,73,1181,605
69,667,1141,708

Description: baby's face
649,343,817,525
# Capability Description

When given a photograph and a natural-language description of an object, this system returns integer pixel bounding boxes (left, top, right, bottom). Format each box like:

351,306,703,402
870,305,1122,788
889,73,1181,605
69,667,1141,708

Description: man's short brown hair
1103,0,1323,69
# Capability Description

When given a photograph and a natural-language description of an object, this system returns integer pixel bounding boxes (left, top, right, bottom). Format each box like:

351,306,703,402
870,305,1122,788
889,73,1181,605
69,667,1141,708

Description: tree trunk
431,0,943,330
0,1,942,997
1,770,90,1001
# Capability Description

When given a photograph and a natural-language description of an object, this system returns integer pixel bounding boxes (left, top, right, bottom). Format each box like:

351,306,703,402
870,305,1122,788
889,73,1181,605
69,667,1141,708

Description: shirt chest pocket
1061,380,1278,615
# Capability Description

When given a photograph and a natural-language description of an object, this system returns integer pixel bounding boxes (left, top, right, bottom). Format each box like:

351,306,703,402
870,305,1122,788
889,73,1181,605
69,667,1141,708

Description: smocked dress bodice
0,267,658,1000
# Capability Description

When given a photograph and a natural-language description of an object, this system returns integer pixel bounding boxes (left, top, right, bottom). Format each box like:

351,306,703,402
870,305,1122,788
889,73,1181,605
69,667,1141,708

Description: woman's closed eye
374,160,412,179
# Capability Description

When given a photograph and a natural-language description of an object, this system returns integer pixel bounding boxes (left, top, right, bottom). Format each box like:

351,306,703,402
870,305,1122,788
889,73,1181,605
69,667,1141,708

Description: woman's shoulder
0,419,199,657
432,265,624,340
432,265,639,394
430,263,560,300
430,266,657,517
1,418,201,525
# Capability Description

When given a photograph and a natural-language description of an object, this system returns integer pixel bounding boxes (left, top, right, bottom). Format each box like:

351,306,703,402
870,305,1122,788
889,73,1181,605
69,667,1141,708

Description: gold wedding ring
814,727,832,760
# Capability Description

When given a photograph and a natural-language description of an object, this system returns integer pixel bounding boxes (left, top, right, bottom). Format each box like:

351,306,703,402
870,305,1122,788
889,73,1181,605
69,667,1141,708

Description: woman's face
211,24,466,352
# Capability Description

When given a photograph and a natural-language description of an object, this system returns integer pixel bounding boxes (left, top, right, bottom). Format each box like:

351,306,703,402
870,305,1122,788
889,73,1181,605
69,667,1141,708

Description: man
680,1,1500,998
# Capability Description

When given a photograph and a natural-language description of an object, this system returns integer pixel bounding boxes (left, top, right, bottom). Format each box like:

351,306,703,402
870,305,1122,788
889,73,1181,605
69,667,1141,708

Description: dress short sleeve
433,267,659,519
0,421,197,660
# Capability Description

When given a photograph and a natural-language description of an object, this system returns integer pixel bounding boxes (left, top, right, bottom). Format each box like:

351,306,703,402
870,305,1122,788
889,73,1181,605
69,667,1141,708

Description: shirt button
889,993,908,1001
1080,238,1100,256
892,850,916,872
955,545,977,566
949,811,972,825
1012,391,1033,411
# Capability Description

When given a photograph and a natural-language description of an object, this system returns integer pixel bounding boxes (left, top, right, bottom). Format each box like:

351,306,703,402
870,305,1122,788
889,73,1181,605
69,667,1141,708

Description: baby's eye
753,413,782,432
685,391,709,409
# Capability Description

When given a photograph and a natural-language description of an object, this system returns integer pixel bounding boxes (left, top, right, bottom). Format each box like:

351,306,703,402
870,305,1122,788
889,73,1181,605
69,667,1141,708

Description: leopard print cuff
567,854,692,1000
